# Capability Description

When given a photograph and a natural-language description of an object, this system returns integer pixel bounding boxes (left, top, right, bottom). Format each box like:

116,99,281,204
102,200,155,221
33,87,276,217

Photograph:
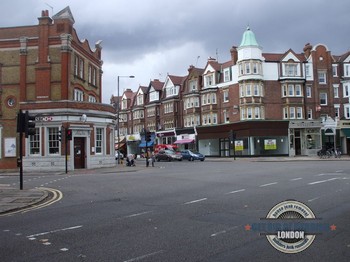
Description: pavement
0,155,349,215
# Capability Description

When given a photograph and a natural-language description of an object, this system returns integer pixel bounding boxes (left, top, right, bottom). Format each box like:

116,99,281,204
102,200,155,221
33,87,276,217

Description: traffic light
58,130,62,141
146,131,152,142
66,129,72,140
24,111,36,138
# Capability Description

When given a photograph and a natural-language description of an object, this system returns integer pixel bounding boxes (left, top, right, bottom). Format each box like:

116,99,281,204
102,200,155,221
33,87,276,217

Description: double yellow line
1,187,63,216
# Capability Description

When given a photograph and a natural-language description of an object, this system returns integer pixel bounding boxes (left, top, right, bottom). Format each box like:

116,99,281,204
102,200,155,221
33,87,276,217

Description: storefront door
74,137,85,169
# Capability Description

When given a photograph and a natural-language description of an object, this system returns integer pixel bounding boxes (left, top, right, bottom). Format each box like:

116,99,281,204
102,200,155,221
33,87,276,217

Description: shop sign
264,139,277,150
235,140,244,151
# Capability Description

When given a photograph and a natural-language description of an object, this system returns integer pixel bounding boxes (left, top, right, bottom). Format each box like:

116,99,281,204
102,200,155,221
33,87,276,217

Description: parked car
180,150,205,161
115,150,124,160
155,149,183,162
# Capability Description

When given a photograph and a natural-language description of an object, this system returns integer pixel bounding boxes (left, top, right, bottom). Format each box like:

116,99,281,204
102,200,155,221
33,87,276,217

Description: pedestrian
151,151,155,167
146,149,151,167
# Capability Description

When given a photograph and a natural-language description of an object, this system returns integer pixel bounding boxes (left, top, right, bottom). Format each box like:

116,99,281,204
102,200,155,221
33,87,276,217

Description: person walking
151,151,155,167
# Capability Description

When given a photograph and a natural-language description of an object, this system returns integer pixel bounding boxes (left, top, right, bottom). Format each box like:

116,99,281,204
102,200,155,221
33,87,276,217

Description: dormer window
189,80,197,91
284,63,298,77
137,94,143,105
166,86,178,97
149,90,159,102
204,74,214,88
121,99,127,110
223,68,231,82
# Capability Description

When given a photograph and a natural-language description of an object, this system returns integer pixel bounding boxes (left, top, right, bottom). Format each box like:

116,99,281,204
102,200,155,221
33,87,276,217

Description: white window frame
254,107,260,119
74,89,84,102
307,109,313,119
306,86,312,98
318,71,327,84
223,90,229,102
334,105,340,118
223,68,231,82
288,85,294,96
343,83,350,98
246,84,251,96
89,95,97,103
333,84,339,98
296,107,303,119
332,64,338,77
29,128,41,156
320,93,328,105
95,127,104,154
344,105,350,119
48,127,60,155
295,85,302,96
285,63,298,76
253,84,260,96
189,80,197,91
205,74,214,87
344,64,350,77
289,107,295,119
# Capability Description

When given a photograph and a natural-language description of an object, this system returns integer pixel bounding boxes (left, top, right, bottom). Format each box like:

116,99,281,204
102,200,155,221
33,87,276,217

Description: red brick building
0,7,116,171
112,27,350,158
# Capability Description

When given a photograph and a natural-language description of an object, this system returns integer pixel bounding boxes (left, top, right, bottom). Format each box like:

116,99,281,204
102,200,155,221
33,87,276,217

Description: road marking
184,198,207,205
290,178,302,181
60,248,69,252
308,197,320,202
259,182,278,187
123,211,153,218
123,250,164,262
27,225,83,238
211,226,238,237
308,178,339,185
226,189,245,195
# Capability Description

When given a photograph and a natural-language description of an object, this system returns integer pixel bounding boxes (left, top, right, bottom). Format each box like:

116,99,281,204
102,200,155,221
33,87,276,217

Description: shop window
48,127,60,155
29,128,40,155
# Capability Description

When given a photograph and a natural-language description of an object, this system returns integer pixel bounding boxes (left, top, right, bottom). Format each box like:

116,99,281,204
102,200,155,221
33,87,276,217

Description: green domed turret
239,26,259,47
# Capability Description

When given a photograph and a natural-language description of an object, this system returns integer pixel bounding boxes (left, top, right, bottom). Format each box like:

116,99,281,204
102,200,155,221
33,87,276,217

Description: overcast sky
1,0,350,103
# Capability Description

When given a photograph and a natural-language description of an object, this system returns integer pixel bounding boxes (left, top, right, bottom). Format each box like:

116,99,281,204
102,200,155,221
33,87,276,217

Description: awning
139,141,154,147
342,128,350,138
174,139,194,144
115,143,125,149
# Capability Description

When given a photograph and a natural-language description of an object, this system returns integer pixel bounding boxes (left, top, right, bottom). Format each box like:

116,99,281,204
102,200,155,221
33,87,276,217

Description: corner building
0,7,116,171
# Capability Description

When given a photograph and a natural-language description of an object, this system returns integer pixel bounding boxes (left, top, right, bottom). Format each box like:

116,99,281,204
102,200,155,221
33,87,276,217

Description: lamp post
117,75,135,164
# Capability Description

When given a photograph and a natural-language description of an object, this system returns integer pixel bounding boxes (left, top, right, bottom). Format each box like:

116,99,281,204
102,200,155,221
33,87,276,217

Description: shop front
174,127,197,151
197,121,289,157
289,120,322,156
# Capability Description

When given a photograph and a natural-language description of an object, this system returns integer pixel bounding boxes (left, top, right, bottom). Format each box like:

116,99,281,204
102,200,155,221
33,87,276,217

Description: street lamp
117,75,135,164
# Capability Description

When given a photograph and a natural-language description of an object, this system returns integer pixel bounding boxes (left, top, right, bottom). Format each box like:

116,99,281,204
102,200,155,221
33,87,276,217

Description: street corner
0,187,62,216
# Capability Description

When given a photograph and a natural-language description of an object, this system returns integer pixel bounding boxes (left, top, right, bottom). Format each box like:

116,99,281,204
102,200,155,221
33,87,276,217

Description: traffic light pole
19,124,24,190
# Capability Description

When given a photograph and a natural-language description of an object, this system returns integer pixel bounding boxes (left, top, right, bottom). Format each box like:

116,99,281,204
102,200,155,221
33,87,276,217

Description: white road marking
27,225,83,238
211,226,239,237
308,178,339,185
123,211,153,218
184,198,207,205
308,197,320,202
123,250,164,262
226,189,245,195
290,178,302,181
60,248,69,252
259,182,278,187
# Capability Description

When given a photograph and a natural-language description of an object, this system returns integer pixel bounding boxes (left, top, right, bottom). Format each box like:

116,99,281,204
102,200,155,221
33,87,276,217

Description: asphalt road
0,160,349,261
